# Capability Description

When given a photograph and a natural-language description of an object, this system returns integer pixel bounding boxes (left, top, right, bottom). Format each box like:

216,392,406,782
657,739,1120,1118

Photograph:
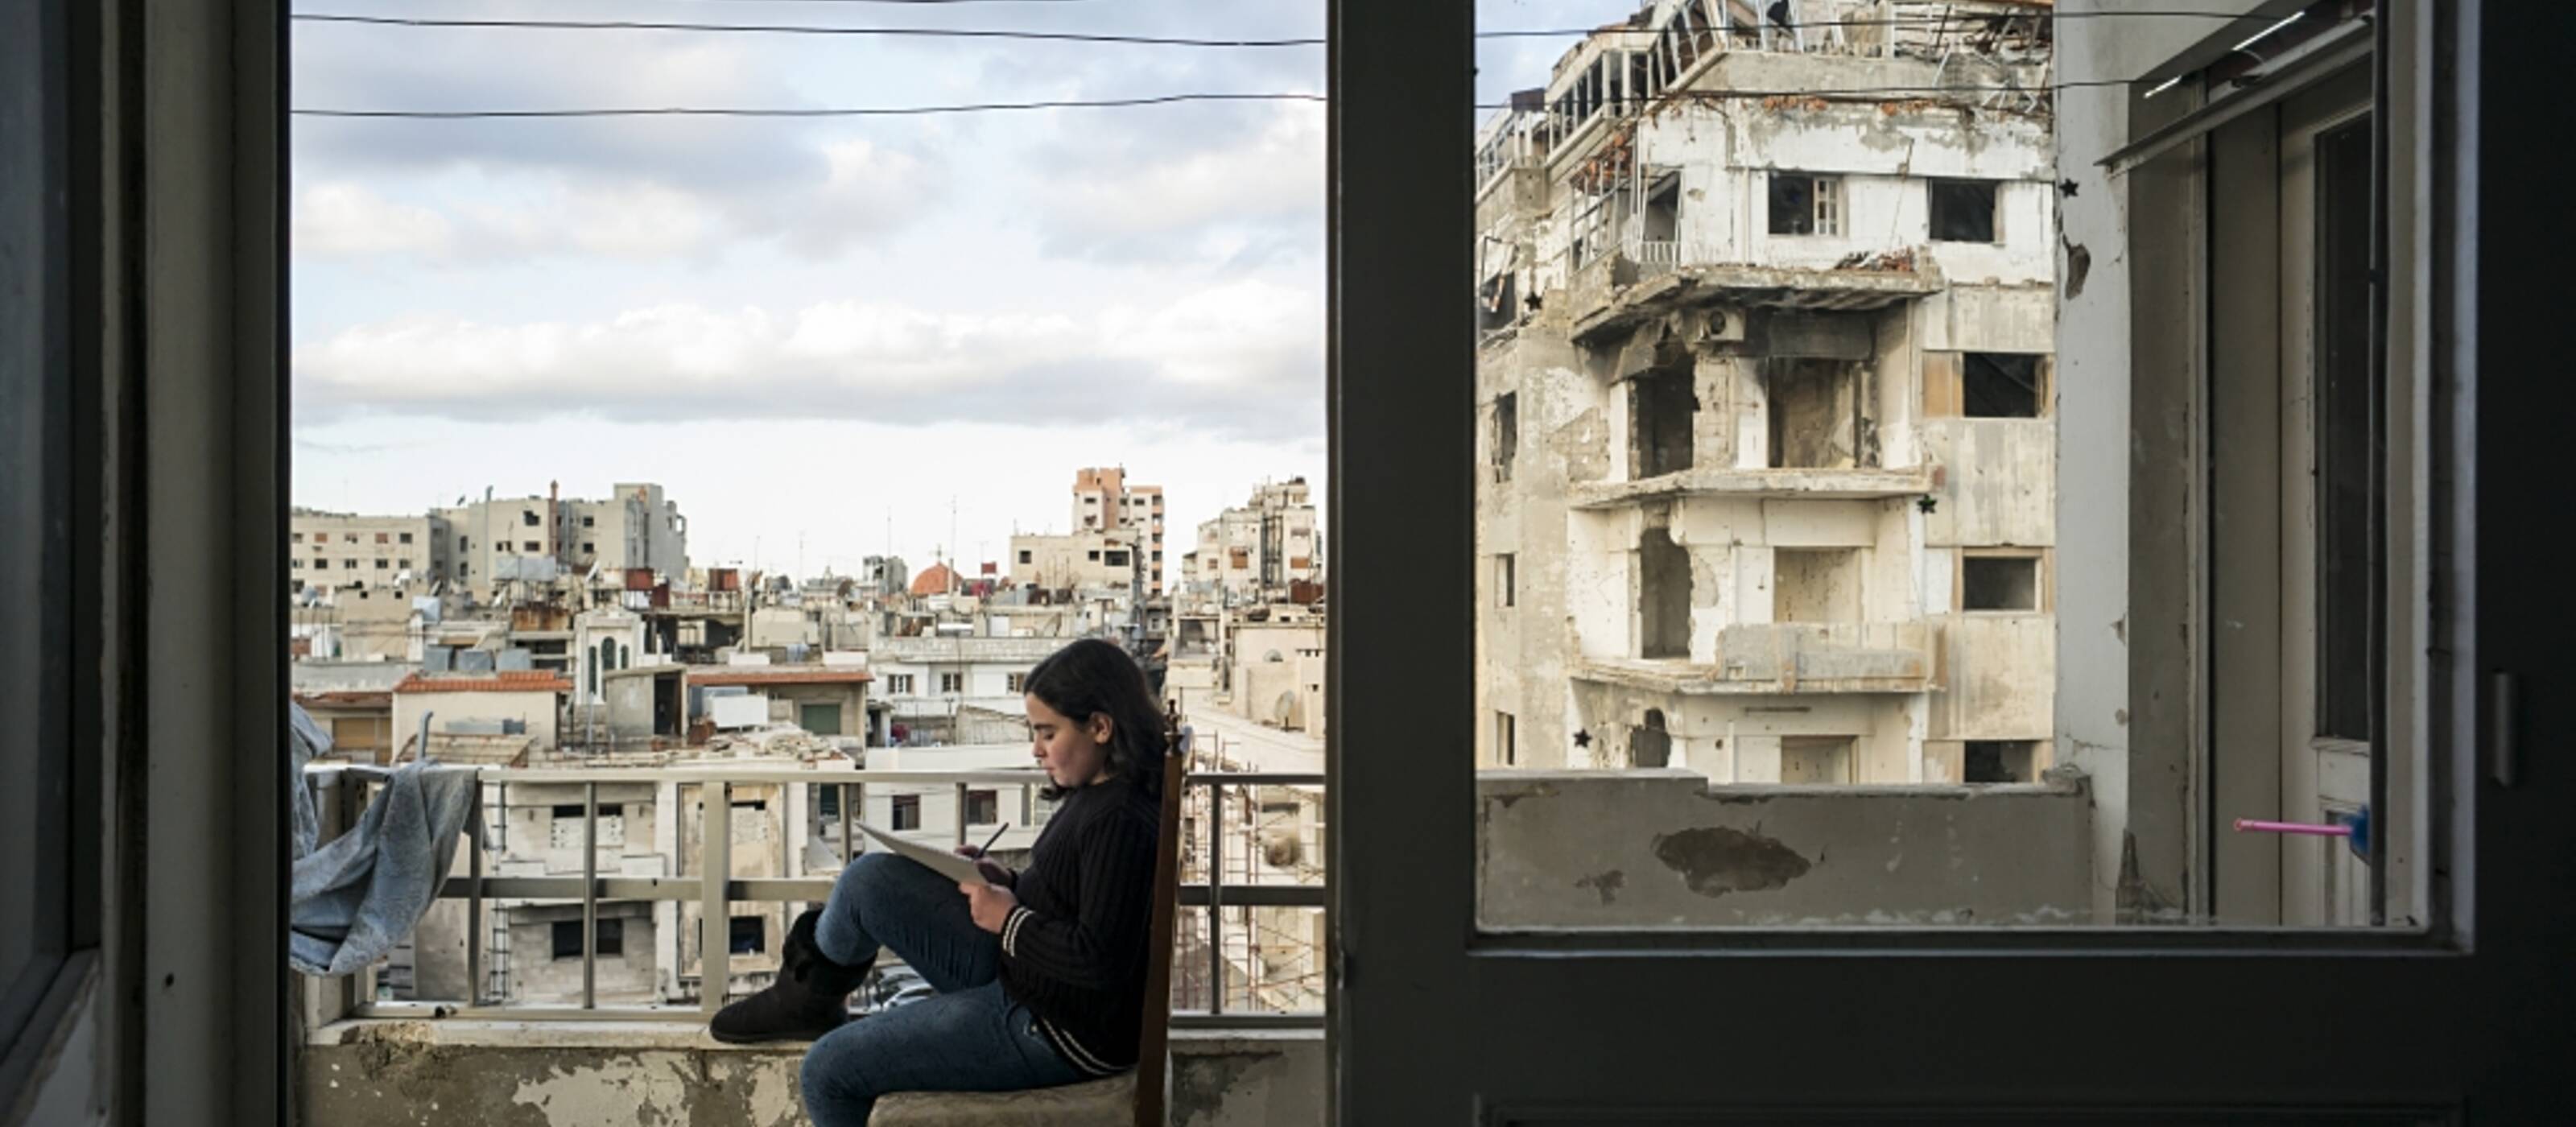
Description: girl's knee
800,1042,877,1127
840,852,908,908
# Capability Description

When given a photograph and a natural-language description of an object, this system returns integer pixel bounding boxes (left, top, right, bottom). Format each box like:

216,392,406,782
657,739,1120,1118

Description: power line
291,82,2130,119
552,0,1109,5
291,92,1327,118
610,1,1105,4
293,12,1322,46
290,9,2266,45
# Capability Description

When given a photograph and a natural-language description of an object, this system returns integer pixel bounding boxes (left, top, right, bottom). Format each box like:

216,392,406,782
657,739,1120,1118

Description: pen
976,823,1011,856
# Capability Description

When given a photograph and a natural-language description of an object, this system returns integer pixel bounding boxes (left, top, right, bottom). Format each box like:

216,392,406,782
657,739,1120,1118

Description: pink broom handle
2232,818,2353,837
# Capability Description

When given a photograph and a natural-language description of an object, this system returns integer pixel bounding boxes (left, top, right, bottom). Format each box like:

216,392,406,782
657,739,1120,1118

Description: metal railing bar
700,782,730,1016
1207,775,1224,1017
581,781,598,1010
300,764,1211,787
1178,886,1322,908
489,766,1046,785
466,781,485,1007
442,876,840,901
431,876,1323,906
1168,1012,1324,1030
335,764,1328,1022
344,1001,1327,1026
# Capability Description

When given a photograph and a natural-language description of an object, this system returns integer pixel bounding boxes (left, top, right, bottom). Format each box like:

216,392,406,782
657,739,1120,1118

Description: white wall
392,687,561,750
2053,0,2263,922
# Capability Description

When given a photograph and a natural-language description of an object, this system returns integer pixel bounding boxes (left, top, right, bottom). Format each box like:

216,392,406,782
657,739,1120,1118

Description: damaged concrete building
1069,466,1167,597
1182,477,1324,606
1476,0,2057,783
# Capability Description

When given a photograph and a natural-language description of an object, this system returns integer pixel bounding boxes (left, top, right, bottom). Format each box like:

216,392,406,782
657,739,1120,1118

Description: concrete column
655,778,681,1002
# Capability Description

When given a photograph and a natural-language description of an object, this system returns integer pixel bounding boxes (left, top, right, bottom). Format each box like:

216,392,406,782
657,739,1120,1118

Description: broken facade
431,481,691,600
1007,529,1141,594
1182,477,1323,607
1477,0,2057,784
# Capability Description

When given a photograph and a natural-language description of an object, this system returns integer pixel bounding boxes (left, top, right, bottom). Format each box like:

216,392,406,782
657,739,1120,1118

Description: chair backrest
1132,729,1188,1127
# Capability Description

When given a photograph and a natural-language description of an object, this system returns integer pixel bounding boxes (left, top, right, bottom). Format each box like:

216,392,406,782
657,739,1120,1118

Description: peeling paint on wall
2060,233,2092,299
1575,869,1627,905
1651,824,1814,896
1172,1051,1264,1127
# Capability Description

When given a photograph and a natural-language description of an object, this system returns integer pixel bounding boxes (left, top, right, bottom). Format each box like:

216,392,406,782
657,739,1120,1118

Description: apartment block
1476,0,2056,782
1071,466,1166,596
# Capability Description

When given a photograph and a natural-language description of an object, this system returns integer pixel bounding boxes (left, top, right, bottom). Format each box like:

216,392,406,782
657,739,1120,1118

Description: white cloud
463,181,720,258
1030,103,1324,262
291,279,1321,437
739,138,939,256
293,184,455,258
289,134,943,265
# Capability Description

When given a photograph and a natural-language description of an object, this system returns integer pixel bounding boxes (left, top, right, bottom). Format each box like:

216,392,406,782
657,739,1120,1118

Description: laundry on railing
288,702,479,976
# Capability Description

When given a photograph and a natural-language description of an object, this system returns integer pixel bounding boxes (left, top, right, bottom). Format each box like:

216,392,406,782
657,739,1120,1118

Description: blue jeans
801,852,1089,1127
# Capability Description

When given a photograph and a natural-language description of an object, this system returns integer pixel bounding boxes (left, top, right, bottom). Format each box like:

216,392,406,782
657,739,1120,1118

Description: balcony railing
1624,235,1723,273
1575,621,1941,695
299,762,1324,1030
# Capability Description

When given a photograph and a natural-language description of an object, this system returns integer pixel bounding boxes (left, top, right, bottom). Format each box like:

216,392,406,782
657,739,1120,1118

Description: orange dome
909,562,958,597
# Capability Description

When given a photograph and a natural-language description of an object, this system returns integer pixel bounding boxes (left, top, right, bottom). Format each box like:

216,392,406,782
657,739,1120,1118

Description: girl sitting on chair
710,637,1168,1127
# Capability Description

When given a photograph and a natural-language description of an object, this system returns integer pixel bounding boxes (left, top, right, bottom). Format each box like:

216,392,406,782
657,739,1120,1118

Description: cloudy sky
290,0,1629,577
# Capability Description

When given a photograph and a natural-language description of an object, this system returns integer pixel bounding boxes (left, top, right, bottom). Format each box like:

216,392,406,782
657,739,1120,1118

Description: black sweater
997,774,1160,1075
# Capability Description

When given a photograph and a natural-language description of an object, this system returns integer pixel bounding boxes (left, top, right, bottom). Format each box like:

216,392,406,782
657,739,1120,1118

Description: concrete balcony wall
1478,768,2094,927
1918,417,2057,549
1714,621,1938,690
299,1022,1323,1127
1565,679,1926,779
1575,621,1939,695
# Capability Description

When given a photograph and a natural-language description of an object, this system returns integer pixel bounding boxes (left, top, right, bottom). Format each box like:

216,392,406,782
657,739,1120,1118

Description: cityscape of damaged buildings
291,468,1328,1014
288,0,2067,1032
1476,0,2059,786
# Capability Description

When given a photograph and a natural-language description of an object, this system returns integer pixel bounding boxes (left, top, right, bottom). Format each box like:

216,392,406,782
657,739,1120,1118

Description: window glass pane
1472,2,2401,930
2,0,63,1022
2314,118,2378,744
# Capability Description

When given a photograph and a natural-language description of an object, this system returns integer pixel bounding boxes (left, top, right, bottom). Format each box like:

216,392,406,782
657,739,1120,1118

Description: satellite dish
1273,691,1298,728
1262,831,1303,869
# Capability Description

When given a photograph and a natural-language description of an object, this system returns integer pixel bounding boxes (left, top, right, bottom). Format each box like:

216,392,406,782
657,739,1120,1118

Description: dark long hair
1023,638,1170,803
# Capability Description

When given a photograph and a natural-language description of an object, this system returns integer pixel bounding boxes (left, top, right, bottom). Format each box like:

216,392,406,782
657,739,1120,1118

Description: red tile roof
687,667,873,687
295,690,394,709
394,671,573,694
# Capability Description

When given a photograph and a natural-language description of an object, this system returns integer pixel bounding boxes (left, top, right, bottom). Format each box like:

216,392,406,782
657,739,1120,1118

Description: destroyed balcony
1570,465,1935,508
1572,262,1945,344
1577,621,1941,696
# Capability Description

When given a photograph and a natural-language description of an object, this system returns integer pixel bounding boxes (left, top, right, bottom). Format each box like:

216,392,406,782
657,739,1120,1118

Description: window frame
1928,176,2002,243
1958,548,2050,614
1960,351,2051,419
726,915,766,956
1765,171,1843,237
0,0,99,1096
1332,2,2515,1121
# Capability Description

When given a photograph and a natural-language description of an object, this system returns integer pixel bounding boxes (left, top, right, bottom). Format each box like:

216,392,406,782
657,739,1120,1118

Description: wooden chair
869,733,1188,1127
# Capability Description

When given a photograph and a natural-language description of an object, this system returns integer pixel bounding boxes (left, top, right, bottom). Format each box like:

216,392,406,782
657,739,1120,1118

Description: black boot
709,908,869,1044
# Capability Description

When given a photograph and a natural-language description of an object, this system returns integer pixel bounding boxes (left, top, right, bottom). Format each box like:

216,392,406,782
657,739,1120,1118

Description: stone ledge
311,1017,1317,1055
299,1019,1323,1127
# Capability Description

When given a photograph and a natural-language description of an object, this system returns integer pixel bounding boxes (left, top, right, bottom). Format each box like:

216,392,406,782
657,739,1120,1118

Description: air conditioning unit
1696,307,1746,344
